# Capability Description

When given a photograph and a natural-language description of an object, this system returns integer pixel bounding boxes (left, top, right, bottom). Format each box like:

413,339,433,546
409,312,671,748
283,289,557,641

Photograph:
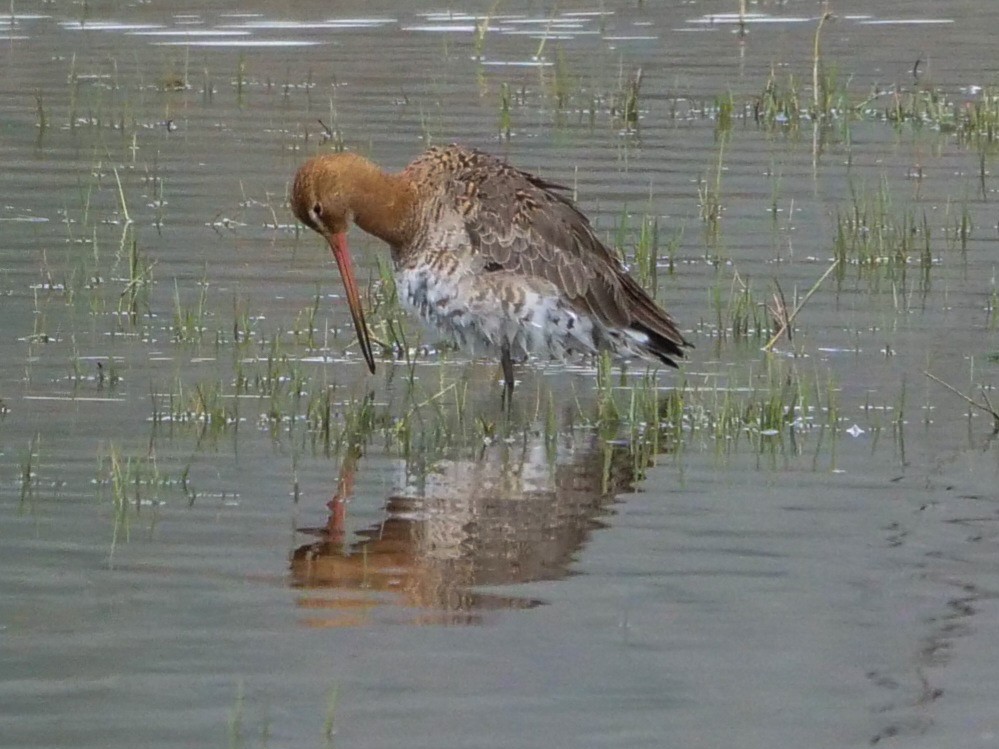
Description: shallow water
3,1,999,747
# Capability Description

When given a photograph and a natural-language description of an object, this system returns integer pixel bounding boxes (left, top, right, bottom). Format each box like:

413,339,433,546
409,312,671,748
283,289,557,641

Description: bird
290,144,690,400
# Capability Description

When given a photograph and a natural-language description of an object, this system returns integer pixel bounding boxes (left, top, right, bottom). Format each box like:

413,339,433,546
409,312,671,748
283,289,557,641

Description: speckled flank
398,263,599,361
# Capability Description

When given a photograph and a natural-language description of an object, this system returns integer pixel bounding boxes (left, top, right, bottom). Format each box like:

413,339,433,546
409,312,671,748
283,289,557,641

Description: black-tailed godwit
290,144,690,398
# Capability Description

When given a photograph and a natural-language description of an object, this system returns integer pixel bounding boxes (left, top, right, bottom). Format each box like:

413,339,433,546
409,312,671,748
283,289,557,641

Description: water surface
3,1,999,747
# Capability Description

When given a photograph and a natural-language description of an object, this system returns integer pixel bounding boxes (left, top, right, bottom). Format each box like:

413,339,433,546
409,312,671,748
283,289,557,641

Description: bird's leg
500,341,515,408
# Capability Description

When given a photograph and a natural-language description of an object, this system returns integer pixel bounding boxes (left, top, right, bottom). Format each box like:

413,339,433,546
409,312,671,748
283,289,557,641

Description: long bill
327,232,376,374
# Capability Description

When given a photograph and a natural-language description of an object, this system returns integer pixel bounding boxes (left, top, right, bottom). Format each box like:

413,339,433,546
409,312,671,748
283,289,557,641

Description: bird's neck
348,163,418,249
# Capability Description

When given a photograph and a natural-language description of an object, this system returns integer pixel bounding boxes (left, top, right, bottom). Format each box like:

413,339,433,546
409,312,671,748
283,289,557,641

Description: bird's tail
621,275,692,368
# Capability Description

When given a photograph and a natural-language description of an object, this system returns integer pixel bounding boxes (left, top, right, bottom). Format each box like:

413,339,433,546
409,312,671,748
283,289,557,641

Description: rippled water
3,1,999,747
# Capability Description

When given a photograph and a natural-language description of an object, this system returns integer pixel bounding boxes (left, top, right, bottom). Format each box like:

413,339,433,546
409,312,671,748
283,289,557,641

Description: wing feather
408,145,689,362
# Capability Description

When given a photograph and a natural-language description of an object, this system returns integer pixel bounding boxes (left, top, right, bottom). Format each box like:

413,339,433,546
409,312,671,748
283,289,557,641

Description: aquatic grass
632,214,660,297
924,370,999,433
831,178,934,296
201,64,216,104
708,271,771,343
35,90,47,134
890,380,908,464
232,355,251,397
198,382,241,443
148,168,167,232
257,334,288,398
66,52,80,131
499,82,512,140
987,271,999,331
97,443,182,562
218,339,857,479
235,52,246,105
623,68,643,132
115,231,155,323
292,289,322,349
305,384,336,455
883,86,956,129
610,66,643,132
323,684,340,747
535,390,558,462
942,197,973,253
110,166,132,229
318,110,346,152
551,46,576,117
728,276,769,342
611,204,630,260
747,15,850,131
391,380,470,460
750,365,802,437
811,11,834,119
312,389,380,459
19,435,41,507
958,86,999,144
851,79,999,147
715,91,734,134
767,281,792,345
153,378,240,435
228,680,245,749
586,354,837,465
257,338,297,424
149,382,166,427
530,4,561,62
27,288,52,345
595,350,620,424
472,11,490,60
617,370,673,477
96,358,121,389
763,260,840,352
104,444,132,561
619,68,642,131
698,129,728,253
171,276,209,343
755,69,803,130
231,296,254,345
363,256,413,364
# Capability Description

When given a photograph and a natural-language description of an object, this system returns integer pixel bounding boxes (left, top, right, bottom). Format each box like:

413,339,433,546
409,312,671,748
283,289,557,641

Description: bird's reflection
290,429,649,626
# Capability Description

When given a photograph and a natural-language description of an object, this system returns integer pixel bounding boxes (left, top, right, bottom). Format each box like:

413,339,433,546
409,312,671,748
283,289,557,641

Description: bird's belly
397,266,598,361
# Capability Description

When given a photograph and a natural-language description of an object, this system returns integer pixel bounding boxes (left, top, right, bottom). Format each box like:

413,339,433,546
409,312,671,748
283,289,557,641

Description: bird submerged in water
290,144,690,399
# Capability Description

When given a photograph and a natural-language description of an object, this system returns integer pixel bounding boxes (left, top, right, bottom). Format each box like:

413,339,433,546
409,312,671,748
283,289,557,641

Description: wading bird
290,144,690,400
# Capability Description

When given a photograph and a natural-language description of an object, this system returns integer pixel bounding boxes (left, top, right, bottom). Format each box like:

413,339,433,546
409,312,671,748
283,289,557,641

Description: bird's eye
312,203,323,218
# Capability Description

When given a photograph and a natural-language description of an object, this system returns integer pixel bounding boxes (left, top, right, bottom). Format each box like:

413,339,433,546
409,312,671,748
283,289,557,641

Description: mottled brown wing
440,146,688,359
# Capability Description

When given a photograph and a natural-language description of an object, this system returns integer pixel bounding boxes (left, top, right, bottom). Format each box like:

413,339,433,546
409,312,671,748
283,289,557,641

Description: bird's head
291,153,364,238
290,153,377,374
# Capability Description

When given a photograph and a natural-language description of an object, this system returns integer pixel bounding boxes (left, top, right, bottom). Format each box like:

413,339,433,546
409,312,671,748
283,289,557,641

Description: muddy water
3,1,999,747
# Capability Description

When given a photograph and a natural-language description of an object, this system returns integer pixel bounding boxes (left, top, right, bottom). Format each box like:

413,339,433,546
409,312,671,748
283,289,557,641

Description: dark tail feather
620,274,692,367
632,322,689,368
